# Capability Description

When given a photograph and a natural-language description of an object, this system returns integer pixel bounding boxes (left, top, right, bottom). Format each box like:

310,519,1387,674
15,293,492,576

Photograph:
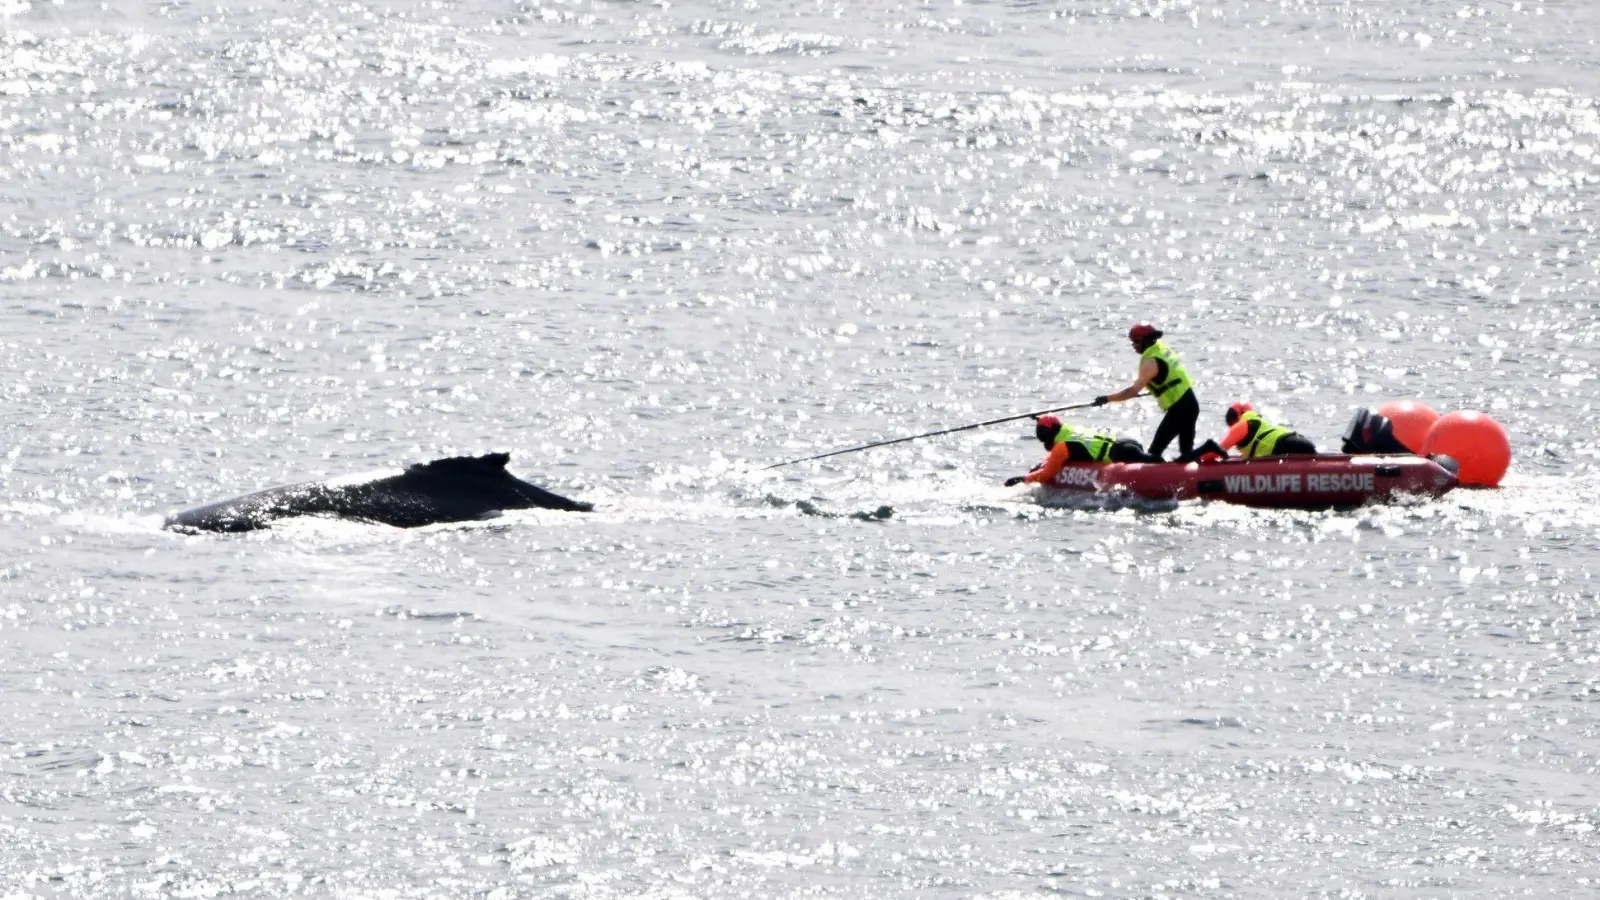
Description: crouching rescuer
1218,402,1317,457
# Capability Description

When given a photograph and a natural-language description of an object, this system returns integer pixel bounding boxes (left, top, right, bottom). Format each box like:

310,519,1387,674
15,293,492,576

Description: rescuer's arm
1219,420,1250,451
1023,442,1074,484
1097,357,1159,405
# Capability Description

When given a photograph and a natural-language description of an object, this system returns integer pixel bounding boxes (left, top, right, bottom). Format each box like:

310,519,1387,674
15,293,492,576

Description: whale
164,452,592,533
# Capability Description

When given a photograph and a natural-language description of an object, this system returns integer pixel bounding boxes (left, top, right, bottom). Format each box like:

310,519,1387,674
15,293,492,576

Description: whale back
163,480,341,533
165,452,591,532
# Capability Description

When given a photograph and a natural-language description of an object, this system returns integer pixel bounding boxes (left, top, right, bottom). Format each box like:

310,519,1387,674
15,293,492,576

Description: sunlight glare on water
2,0,1599,896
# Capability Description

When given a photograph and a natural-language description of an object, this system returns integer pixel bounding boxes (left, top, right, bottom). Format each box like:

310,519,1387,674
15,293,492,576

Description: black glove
1093,395,1109,406
1003,475,1026,487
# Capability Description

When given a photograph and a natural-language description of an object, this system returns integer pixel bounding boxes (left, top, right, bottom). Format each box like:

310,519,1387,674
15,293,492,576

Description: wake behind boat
1037,453,1458,509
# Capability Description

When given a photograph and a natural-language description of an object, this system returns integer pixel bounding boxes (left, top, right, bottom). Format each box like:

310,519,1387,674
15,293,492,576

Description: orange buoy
1421,410,1511,487
1376,400,1440,454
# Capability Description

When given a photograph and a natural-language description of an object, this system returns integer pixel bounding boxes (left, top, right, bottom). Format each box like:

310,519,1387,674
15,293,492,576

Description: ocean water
3,0,1599,896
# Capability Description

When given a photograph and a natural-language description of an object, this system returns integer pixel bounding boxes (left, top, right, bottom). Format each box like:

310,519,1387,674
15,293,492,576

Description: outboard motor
1341,408,1414,455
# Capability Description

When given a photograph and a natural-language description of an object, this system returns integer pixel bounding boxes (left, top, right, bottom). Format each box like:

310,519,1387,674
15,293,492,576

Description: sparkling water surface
3,0,1599,896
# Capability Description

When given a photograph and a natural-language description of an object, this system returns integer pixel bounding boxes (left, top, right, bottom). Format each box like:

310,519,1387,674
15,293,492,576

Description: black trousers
1176,433,1319,463
1176,438,1226,464
1108,439,1162,463
1272,433,1318,456
1147,390,1199,459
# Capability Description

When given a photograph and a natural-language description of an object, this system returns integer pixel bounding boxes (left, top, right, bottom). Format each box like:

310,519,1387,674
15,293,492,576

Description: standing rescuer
1094,322,1199,461
1003,415,1160,487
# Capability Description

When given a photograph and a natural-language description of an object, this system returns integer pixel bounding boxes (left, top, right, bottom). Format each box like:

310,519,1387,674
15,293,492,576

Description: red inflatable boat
1040,454,1458,509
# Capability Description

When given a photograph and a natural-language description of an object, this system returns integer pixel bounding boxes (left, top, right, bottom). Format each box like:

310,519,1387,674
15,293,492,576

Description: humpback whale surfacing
164,452,592,533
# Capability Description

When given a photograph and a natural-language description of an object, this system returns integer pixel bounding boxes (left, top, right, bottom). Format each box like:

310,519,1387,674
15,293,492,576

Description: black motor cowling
1341,408,1414,455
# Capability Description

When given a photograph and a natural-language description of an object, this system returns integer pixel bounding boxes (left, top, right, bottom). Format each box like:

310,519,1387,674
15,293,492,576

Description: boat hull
1042,454,1457,509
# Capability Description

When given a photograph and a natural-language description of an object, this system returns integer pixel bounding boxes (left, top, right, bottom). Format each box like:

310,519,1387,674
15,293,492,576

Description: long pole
763,401,1101,470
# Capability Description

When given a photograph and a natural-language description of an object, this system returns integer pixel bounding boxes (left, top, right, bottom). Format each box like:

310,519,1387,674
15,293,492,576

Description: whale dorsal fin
406,452,512,477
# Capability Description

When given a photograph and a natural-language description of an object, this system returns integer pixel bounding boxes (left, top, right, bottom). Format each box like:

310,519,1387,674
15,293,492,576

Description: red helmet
1225,401,1254,426
1128,322,1162,345
1034,415,1062,444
